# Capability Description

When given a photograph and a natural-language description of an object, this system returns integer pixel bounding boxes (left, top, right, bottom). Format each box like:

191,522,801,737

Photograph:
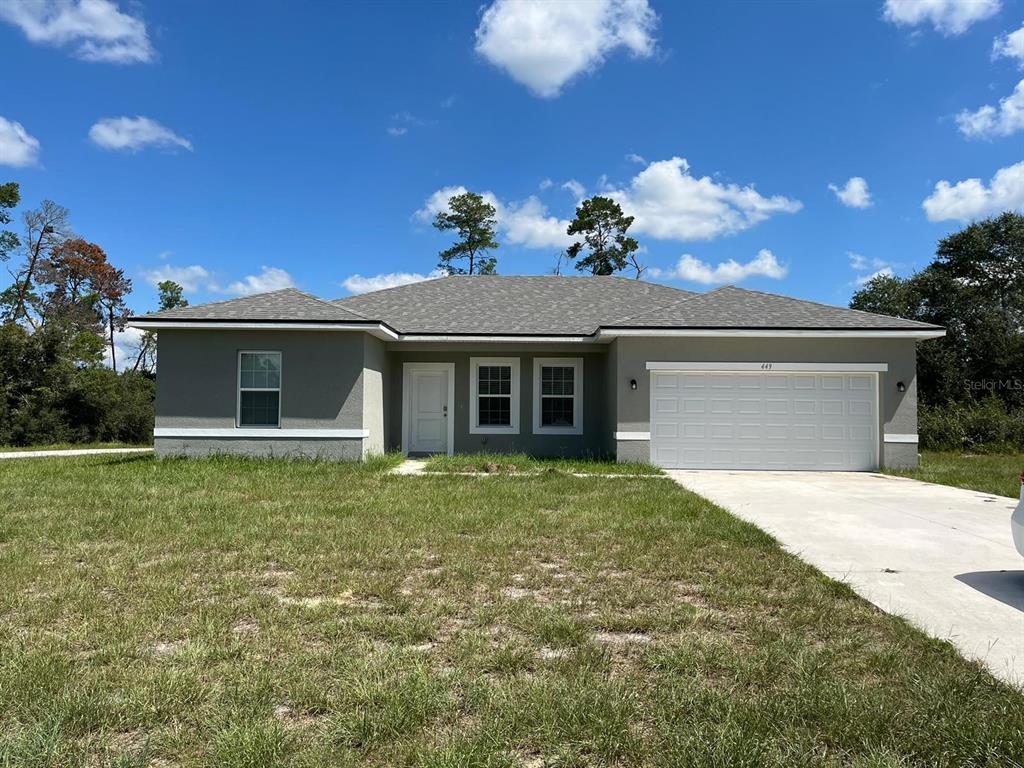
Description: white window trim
237,350,282,429
532,357,583,436
469,357,520,435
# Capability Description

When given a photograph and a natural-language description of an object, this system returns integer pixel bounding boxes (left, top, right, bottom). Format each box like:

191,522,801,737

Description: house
129,275,944,470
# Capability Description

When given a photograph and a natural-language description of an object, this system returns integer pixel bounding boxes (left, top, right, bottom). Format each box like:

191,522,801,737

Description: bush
919,398,1024,452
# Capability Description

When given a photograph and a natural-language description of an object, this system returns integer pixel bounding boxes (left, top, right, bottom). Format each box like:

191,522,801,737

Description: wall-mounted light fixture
896,381,906,393
630,379,638,390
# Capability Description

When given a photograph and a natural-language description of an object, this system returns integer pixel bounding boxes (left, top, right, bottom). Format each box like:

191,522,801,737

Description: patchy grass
0,454,1022,767
884,450,1023,499
424,452,662,475
0,442,150,454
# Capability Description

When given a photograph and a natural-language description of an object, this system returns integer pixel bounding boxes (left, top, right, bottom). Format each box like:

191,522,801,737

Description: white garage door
650,371,878,471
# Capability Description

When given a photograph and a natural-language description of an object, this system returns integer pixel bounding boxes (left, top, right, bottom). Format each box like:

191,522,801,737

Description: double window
238,351,281,427
533,358,583,435
470,357,520,434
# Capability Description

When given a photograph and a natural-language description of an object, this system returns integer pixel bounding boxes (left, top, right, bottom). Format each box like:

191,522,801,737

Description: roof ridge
713,284,939,326
603,285,707,326
297,288,370,319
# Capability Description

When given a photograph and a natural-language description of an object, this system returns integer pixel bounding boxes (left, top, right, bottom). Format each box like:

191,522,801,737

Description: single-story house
129,275,944,470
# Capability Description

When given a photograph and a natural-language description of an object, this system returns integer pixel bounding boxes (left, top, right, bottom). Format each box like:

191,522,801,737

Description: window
469,357,519,434
533,358,583,435
238,351,281,428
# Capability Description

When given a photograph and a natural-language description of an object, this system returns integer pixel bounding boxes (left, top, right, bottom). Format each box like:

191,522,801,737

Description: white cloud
386,126,408,137
474,0,658,98
142,264,211,293
0,116,41,167
561,179,586,199
955,79,1024,139
221,267,295,296
103,324,144,370
650,249,788,285
993,24,1024,65
89,116,193,152
855,266,895,286
538,178,554,190
882,0,1000,36
0,0,154,63
415,185,572,249
625,152,646,164
605,157,802,240
828,176,873,208
922,160,1024,221
848,252,894,285
342,269,445,295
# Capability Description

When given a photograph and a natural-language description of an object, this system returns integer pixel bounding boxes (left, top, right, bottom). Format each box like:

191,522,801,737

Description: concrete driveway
668,470,1024,688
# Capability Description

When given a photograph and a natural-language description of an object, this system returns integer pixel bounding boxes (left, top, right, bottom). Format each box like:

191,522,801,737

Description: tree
0,182,19,263
131,280,188,373
6,200,70,327
93,265,132,373
850,211,1024,408
432,192,500,275
564,196,639,276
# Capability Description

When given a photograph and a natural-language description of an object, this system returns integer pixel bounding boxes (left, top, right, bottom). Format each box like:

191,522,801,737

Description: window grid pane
541,366,574,396
478,365,511,396
478,396,511,426
541,396,574,427
239,391,280,426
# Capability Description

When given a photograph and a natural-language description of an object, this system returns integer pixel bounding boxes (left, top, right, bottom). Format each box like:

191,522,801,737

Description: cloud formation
0,117,41,167
848,252,894,285
922,160,1024,221
89,116,193,152
650,249,787,285
828,176,873,208
956,79,1024,139
605,157,802,240
993,24,1024,66
142,264,212,293
882,0,1000,36
342,269,445,295
142,264,294,297
474,0,658,97
0,0,154,63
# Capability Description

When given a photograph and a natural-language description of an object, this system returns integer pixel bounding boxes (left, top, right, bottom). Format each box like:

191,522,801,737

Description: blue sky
2,0,1023,331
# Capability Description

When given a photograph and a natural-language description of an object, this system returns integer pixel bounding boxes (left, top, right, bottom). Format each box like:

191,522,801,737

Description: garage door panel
650,370,877,471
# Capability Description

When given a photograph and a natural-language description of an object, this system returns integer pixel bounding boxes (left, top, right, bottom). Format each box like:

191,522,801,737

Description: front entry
403,363,454,455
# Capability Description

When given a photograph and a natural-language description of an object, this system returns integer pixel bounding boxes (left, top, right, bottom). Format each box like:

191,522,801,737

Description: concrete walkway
0,447,153,460
668,469,1024,688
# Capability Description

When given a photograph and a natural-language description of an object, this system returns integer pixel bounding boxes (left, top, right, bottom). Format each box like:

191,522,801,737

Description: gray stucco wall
612,336,919,469
386,344,610,458
154,330,371,459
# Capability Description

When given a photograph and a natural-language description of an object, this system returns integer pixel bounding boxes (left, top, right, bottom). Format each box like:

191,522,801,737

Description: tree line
0,182,184,446
432,191,642,277
851,211,1024,451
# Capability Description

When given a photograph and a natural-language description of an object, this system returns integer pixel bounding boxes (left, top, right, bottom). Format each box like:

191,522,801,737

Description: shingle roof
607,285,942,331
132,288,373,323
331,275,695,335
131,277,943,334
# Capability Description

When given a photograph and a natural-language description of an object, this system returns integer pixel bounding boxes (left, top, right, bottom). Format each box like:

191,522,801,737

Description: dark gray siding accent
386,345,610,458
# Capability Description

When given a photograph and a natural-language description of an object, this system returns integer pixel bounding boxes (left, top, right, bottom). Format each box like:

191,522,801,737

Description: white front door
649,370,878,471
405,363,453,455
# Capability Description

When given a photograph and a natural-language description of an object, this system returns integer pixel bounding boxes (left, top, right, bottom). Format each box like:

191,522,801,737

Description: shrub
919,398,1024,452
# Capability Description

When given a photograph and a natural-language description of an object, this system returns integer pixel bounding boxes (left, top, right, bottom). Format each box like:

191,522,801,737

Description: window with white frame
469,357,519,434
533,358,582,435
238,351,281,427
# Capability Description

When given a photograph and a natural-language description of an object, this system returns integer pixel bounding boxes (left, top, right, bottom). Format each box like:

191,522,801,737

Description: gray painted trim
645,361,890,372
884,433,919,443
154,428,369,438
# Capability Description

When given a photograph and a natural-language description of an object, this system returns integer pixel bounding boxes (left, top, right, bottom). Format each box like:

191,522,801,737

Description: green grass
0,441,151,453
1,454,1022,767
424,452,662,475
884,450,1024,499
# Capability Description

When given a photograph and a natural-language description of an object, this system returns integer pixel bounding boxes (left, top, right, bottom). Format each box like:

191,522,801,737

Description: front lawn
424,452,661,475
1,455,1022,767
884,450,1023,499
